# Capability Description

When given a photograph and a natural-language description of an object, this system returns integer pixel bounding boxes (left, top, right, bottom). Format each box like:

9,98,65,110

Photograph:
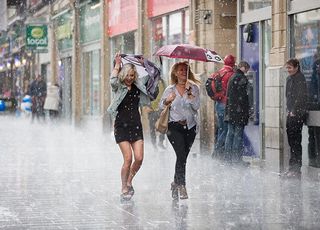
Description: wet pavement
0,116,320,229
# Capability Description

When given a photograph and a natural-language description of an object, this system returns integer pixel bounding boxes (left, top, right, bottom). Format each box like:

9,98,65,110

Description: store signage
57,22,71,40
147,0,189,17
26,25,48,48
108,0,138,37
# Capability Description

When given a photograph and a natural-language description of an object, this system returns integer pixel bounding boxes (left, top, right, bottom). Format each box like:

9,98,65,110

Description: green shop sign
26,25,48,48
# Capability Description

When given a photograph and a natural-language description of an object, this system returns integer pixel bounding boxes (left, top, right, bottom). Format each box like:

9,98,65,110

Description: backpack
205,71,227,101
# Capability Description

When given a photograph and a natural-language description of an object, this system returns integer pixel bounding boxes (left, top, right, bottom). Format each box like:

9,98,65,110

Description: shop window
240,0,271,13
151,9,189,83
169,12,182,44
292,9,320,107
111,32,135,55
82,50,101,116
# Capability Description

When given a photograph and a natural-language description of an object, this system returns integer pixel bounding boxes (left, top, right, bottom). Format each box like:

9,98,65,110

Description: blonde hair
118,63,138,83
170,61,201,85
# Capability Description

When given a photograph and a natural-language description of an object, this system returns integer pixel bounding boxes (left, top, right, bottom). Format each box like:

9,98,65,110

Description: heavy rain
0,0,320,229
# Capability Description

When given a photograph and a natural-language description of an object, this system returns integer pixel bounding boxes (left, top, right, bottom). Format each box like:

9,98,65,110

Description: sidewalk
0,117,320,229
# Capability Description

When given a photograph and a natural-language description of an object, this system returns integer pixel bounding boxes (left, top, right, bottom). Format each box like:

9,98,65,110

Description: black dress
114,84,143,143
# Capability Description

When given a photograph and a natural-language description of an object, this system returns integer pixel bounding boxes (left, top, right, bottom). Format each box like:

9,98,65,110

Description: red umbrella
154,44,223,63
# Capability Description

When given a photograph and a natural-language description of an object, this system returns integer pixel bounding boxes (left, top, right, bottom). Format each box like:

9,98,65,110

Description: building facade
0,0,319,172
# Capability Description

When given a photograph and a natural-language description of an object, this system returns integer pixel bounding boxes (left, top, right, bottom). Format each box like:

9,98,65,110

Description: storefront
55,11,73,120
108,0,138,59
288,0,320,167
237,0,272,158
148,0,189,82
0,32,10,96
80,2,101,116
7,22,27,104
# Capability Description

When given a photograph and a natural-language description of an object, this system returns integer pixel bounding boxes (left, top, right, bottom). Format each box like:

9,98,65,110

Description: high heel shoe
179,185,188,199
128,186,135,196
171,182,178,199
120,191,132,202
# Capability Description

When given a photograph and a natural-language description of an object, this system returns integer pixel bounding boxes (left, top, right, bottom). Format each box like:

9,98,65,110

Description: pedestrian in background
160,61,200,200
146,78,166,150
285,58,308,177
29,74,47,122
212,54,236,160
44,83,61,121
107,53,152,201
224,61,250,165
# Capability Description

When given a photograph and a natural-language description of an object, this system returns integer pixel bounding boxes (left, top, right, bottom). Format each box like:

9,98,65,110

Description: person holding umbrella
159,61,201,200
107,53,153,201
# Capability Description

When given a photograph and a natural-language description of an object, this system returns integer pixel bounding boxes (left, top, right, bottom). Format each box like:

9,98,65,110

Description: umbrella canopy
154,44,223,63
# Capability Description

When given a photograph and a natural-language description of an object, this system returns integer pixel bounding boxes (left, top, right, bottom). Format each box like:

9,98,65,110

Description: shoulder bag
155,103,171,134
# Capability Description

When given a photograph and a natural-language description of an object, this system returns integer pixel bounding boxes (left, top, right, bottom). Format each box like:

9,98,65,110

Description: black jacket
30,80,47,97
224,69,249,126
286,71,307,117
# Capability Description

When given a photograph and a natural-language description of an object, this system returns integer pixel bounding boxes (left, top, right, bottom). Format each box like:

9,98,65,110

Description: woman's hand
288,112,295,117
114,52,121,66
137,56,144,66
185,81,191,91
112,52,122,76
185,81,194,98
165,92,176,105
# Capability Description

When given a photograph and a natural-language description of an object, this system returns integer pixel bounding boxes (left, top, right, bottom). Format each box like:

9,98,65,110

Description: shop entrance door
59,57,72,121
240,20,271,158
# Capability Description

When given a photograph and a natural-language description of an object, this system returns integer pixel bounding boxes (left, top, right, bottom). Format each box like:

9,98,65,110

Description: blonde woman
159,62,201,200
107,53,151,201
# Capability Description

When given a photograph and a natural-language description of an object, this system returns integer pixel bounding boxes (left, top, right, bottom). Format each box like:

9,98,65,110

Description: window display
151,10,189,83
82,50,101,116
240,0,271,13
292,9,320,105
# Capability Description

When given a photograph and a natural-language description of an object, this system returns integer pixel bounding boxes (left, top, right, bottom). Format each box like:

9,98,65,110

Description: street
0,116,320,229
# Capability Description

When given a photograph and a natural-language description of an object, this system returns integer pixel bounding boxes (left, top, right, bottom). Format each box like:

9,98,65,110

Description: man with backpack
207,55,236,160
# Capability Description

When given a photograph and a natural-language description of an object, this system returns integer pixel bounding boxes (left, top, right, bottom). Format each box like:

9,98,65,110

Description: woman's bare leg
118,141,133,193
127,140,144,187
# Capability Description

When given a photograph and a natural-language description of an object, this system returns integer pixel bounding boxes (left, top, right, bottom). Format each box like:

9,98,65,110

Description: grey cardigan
107,74,151,118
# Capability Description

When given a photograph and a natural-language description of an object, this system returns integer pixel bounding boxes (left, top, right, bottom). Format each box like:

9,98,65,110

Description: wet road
0,116,320,229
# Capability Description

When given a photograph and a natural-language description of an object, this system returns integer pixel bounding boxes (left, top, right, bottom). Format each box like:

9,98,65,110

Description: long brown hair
170,61,201,85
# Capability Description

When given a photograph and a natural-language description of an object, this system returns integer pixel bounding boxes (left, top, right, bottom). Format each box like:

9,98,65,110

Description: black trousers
286,115,304,171
167,122,196,186
308,126,320,167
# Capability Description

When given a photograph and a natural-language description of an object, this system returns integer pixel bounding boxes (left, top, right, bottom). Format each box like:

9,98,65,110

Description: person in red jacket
212,54,236,160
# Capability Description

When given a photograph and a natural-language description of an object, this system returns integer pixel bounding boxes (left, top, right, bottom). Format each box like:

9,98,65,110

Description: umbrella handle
187,59,190,79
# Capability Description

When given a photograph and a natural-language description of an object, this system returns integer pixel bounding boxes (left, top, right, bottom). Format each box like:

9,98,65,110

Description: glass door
82,50,101,116
260,19,271,159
